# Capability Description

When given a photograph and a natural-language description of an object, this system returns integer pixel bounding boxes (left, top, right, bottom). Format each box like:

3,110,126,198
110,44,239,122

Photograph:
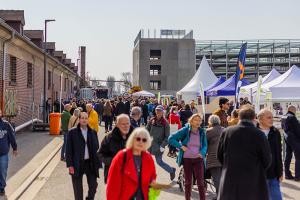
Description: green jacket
61,110,71,131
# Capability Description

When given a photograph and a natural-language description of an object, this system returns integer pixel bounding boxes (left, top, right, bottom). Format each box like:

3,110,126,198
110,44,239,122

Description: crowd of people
0,95,300,200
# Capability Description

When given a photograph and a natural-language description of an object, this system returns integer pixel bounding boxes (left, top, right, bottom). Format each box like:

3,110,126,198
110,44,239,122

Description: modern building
133,29,195,95
196,39,300,82
0,10,83,126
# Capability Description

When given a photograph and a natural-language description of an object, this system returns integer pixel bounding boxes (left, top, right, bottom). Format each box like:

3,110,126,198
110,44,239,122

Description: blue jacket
0,119,17,156
168,124,207,166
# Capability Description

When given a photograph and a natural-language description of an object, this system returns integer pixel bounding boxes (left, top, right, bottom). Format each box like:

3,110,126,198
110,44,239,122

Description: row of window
150,81,161,90
9,56,72,92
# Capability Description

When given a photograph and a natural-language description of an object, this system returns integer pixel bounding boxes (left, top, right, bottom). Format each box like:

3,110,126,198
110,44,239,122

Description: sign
160,30,186,36
4,89,17,117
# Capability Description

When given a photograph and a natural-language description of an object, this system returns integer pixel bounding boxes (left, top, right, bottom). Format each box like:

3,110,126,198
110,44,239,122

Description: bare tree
106,76,116,91
120,72,132,90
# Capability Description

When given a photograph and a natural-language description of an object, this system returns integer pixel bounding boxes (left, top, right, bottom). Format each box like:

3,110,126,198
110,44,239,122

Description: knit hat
219,97,229,106
155,105,164,111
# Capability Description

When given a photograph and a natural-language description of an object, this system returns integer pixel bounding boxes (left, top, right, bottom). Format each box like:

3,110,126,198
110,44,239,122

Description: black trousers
71,160,98,200
284,139,294,176
104,116,113,131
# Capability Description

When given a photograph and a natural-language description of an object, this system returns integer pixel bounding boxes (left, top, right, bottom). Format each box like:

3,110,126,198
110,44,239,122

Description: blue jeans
155,154,174,173
0,154,9,190
61,131,68,159
267,178,282,200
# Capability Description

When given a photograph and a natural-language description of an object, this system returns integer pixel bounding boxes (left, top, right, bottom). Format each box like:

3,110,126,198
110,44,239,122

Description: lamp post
43,19,55,123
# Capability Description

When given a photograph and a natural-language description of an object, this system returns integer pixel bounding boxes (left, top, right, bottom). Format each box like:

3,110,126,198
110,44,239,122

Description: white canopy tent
265,65,300,101
132,90,155,97
240,68,281,101
177,56,217,102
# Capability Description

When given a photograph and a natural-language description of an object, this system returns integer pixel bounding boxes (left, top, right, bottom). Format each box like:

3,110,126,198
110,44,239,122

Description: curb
8,142,63,200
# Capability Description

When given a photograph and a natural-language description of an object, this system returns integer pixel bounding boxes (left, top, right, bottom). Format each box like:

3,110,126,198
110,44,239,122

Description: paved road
4,126,300,200
8,130,53,179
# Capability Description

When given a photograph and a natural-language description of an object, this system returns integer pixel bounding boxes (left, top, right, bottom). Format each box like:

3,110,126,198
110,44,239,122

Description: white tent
177,56,217,102
240,68,281,100
265,65,300,101
132,90,155,97
241,68,280,93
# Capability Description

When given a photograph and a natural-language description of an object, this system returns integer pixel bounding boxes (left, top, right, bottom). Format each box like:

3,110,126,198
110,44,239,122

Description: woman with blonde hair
68,108,81,130
106,127,157,200
169,113,207,200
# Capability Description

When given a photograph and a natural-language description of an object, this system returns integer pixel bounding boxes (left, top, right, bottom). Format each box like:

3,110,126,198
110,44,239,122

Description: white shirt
81,128,90,160
261,129,270,138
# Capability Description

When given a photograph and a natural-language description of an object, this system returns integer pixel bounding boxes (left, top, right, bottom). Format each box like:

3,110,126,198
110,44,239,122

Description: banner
199,82,206,123
235,43,247,107
255,75,263,113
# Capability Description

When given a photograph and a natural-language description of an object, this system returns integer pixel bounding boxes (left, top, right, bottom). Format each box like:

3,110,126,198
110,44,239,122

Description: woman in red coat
168,106,182,129
106,127,157,200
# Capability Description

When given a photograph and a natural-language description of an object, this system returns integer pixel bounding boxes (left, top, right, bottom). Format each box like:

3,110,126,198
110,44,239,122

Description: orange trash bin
49,113,61,135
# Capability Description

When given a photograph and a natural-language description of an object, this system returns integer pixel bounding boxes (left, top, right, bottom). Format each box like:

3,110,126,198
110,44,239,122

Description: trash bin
49,113,61,135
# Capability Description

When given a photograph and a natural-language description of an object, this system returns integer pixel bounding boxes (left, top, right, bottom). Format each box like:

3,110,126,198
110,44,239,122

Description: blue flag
235,43,247,106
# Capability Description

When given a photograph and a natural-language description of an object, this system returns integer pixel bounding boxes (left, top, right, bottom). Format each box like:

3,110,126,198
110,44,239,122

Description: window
150,50,161,60
9,56,17,85
150,81,161,90
27,63,33,88
150,65,161,76
48,71,52,89
64,78,67,91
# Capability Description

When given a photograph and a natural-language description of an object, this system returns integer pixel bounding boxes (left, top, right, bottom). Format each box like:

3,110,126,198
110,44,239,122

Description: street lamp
43,19,55,123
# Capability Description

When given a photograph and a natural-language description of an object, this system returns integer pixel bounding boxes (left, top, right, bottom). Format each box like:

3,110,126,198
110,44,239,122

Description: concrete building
133,29,195,95
0,10,81,126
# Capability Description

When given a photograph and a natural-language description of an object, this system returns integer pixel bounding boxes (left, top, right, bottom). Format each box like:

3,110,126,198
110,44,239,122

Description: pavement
2,126,300,200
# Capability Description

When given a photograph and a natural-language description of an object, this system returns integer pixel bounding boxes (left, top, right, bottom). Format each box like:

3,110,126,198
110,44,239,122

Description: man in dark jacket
124,98,131,115
115,98,126,116
98,114,133,183
258,109,283,199
0,110,18,196
66,112,100,200
217,105,271,200
94,99,104,126
282,105,300,181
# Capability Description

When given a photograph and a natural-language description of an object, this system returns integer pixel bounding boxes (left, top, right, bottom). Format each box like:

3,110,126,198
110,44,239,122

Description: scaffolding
196,39,300,82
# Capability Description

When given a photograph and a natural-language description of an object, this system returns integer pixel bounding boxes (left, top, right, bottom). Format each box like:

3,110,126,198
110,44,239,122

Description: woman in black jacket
179,104,193,126
258,109,283,200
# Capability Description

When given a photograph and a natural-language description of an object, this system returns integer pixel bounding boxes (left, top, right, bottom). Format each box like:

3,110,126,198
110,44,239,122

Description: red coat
169,113,182,129
106,148,157,200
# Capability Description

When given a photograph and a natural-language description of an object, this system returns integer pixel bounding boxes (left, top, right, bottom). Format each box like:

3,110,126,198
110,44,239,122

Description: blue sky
2,0,300,79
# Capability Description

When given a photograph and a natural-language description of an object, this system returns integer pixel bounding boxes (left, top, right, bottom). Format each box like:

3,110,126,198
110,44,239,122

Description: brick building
0,10,82,126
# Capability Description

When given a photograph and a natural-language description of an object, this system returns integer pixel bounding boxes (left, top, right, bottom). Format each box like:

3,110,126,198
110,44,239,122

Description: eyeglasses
136,137,147,143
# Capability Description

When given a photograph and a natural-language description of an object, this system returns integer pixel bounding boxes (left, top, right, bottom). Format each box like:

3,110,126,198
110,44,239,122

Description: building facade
196,40,300,82
0,10,80,126
133,30,195,95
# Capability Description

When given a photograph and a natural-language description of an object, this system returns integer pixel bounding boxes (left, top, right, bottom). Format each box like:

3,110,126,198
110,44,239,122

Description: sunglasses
136,137,147,143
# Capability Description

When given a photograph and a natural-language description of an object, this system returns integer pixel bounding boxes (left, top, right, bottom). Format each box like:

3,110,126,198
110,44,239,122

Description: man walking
282,105,300,181
217,105,271,200
94,99,104,126
115,98,126,116
0,110,17,196
213,97,230,128
66,112,100,200
258,109,283,200
98,114,133,183
61,104,72,161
